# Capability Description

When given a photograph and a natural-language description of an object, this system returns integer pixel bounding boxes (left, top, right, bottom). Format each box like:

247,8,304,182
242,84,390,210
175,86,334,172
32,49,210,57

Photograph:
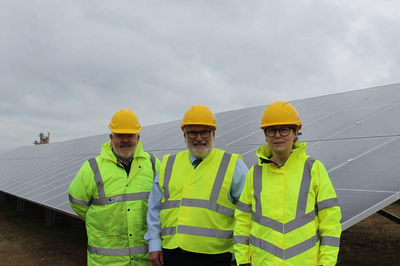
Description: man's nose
195,133,203,141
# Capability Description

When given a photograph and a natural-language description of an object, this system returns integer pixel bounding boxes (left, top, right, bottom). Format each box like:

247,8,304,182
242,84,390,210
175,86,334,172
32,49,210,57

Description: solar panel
0,84,399,231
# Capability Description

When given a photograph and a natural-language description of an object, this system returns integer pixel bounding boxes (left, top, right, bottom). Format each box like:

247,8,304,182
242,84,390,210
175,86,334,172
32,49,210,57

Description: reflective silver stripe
160,155,179,236
253,164,263,225
88,158,106,198
162,226,176,236
252,211,284,233
69,193,90,206
284,230,320,259
296,158,314,218
162,155,176,201
321,236,340,247
252,157,317,234
149,152,156,180
88,158,151,205
284,158,315,233
317,197,340,212
127,192,149,201
236,201,252,213
209,153,231,200
181,198,235,217
250,234,284,259
162,152,234,216
87,244,148,256
161,200,180,210
234,235,249,245
250,230,320,260
251,158,341,260
284,210,315,233
91,192,150,205
177,225,233,239
161,152,235,239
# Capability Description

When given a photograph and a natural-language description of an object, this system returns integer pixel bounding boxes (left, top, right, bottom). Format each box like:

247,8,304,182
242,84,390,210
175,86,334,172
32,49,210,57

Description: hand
149,251,164,266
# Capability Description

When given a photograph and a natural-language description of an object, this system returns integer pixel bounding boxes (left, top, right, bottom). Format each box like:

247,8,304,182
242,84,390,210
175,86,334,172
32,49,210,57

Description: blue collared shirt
144,151,249,253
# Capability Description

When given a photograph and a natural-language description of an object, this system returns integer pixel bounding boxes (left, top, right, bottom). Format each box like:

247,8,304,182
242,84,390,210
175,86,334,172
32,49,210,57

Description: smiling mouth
120,146,131,149
193,140,207,146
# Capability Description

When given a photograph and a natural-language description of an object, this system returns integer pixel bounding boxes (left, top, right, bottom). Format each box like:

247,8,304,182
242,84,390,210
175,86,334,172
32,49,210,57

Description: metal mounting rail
377,209,400,225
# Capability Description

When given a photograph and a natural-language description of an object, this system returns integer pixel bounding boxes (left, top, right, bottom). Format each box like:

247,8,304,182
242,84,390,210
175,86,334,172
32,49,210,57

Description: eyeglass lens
265,127,291,137
186,130,211,139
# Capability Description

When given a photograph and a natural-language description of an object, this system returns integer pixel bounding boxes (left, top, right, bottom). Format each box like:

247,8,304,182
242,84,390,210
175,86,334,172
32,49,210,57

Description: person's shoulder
172,150,188,157
158,152,177,163
214,148,232,155
304,155,325,166
221,149,243,159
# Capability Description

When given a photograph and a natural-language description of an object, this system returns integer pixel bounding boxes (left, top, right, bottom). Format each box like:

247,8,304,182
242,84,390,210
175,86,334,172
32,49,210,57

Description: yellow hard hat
181,105,217,131
260,101,302,130
109,109,141,134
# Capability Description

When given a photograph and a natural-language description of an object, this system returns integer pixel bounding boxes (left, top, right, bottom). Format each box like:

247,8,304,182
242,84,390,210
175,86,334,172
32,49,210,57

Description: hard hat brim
181,123,217,131
109,126,141,134
260,122,302,130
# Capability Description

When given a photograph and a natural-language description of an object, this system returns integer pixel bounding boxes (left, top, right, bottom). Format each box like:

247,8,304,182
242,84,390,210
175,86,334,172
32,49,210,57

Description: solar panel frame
0,84,399,230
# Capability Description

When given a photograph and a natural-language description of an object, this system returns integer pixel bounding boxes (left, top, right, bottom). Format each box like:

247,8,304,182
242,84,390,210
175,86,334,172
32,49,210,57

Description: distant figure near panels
33,132,50,145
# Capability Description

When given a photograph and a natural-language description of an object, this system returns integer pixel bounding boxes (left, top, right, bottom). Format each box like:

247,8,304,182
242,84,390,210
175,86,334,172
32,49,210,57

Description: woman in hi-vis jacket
234,101,342,266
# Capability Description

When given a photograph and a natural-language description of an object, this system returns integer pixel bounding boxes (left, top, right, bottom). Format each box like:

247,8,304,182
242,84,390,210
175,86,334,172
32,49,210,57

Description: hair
292,126,299,149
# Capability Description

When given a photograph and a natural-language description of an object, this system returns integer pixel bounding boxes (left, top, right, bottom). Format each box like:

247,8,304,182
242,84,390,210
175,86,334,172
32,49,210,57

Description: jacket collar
257,142,307,167
100,140,146,164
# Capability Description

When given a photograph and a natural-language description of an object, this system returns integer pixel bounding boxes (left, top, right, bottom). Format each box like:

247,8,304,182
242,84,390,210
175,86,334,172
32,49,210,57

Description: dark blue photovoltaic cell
0,84,399,231
330,137,400,191
300,105,383,141
336,189,396,227
304,137,393,171
333,104,400,139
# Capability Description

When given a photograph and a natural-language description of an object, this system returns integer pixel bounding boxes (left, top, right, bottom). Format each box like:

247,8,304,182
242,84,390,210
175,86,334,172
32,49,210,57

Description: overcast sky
1,0,399,150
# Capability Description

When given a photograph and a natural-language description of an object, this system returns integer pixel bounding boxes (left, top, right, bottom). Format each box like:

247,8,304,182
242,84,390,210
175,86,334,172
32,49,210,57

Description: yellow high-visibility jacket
159,149,241,254
234,142,341,266
69,141,161,266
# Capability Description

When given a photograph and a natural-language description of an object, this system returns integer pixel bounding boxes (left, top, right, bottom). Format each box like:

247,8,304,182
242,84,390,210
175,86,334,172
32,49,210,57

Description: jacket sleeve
145,171,164,252
154,156,162,176
68,160,97,221
230,156,250,203
234,166,254,265
313,160,342,266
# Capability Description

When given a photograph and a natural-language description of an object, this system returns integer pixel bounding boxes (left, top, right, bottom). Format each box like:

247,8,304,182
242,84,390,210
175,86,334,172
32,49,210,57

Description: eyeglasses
186,130,212,139
264,127,293,137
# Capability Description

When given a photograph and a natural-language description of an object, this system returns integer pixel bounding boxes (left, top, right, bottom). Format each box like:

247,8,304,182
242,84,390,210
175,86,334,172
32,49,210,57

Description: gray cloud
1,0,399,149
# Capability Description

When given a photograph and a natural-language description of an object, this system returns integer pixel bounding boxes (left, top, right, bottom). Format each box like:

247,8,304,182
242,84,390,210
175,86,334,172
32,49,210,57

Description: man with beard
69,109,161,266
145,105,249,266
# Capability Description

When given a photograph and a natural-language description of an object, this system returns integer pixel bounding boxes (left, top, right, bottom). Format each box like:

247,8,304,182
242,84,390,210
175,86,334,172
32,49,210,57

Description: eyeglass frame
264,126,297,137
185,130,213,139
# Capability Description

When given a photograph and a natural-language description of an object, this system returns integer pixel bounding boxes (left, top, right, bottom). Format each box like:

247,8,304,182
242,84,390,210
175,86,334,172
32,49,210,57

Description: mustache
120,142,131,147
193,140,207,145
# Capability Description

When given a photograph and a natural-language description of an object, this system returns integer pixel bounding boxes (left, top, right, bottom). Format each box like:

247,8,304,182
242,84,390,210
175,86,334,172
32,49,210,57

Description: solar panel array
0,84,399,230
